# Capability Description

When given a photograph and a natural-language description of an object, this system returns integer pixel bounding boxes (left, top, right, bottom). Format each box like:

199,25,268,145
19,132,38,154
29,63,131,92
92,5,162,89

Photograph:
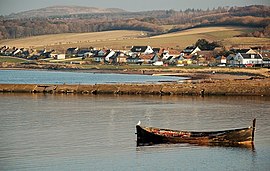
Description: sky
0,0,269,15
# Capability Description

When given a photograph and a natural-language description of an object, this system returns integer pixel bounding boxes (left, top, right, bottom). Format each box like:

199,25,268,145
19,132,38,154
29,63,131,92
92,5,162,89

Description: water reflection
136,143,256,153
0,94,269,171
135,143,259,171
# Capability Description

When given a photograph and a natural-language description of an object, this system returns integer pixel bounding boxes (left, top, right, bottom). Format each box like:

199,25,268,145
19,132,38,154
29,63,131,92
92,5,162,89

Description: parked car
152,61,164,66
217,63,226,67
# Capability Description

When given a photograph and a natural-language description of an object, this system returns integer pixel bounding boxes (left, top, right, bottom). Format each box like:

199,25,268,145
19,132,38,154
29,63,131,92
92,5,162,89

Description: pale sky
0,0,269,15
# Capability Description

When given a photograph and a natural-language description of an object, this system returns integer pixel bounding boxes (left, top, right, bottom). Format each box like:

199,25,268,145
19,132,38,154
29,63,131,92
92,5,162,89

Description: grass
151,26,243,38
0,26,269,50
45,57,84,63
78,63,209,71
0,56,27,63
223,37,270,47
0,30,144,49
160,24,179,31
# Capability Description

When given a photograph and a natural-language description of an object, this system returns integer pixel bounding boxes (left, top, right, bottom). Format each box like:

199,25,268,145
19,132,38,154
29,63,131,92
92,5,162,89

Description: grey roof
182,46,197,53
240,53,262,59
185,46,196,50
131,46,148,53
152,48,160,53
231,49,251,53
166,56,174,60
150,54,159,61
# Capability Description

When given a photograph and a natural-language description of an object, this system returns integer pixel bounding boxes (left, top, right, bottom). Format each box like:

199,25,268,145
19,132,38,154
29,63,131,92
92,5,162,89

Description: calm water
0,70,184,84
0,94,269,171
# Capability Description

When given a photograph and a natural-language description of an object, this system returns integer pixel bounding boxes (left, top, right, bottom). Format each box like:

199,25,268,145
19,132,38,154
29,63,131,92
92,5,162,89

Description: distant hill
6,6,126,19
0,5,269,40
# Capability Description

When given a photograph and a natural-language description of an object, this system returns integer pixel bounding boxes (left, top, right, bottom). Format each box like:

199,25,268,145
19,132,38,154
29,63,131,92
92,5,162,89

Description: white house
105,50,116,62
161,50,170,60
12,49,22,56
152,61,164,66
180,46,201,57
51,53,66,60
93,49,116,63
232,53,263,66
215,56,227,64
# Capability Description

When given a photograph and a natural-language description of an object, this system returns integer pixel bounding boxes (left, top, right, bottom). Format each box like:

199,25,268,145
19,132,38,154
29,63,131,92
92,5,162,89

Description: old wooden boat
136,119,256,147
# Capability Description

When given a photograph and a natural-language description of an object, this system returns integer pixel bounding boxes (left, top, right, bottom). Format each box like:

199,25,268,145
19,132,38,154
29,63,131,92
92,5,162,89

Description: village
1,40,270,68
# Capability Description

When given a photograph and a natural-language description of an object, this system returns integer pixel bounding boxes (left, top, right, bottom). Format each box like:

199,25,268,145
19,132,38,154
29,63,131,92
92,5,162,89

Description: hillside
1,26,269,50
0,30,144,49
6,6,126,19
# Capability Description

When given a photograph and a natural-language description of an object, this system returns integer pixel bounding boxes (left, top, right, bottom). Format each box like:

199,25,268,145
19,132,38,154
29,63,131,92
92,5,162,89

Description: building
66,47,79,57
51,53,66,60
126,56,142,64
77,49,91,57
230,53,263,66
180,46,201,58
230,48,257,55
92,49,115,63
130,46,154,55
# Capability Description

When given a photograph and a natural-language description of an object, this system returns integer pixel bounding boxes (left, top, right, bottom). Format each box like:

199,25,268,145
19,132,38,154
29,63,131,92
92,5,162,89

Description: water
0,70,184,84
0,94,269,171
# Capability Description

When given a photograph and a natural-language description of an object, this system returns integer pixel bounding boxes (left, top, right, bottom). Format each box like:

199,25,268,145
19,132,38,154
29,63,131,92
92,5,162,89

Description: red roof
139,54,155,60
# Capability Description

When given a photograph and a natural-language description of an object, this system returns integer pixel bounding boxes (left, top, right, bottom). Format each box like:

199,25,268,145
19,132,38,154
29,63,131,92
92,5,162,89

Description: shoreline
1,67,270,96
1,77,269,96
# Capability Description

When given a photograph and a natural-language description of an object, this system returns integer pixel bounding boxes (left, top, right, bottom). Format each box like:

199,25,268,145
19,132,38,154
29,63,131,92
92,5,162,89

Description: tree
195,39,209,50
195,39,220,50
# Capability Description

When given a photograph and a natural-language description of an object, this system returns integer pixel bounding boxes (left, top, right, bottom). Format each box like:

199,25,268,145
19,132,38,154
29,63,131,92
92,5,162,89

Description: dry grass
0,30,144,49
223,37,270,47
151,26,245,38
0,26,269,50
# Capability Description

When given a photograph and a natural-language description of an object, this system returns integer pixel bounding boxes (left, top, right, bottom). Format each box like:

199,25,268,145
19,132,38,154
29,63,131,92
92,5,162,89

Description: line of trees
0,19,164,39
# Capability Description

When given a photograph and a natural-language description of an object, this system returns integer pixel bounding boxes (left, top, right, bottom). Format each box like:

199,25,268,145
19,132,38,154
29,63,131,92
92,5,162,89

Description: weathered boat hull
136,119,256,147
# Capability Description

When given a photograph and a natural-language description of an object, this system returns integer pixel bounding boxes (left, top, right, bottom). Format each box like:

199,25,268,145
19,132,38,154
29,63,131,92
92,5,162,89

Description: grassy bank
0,56,27,63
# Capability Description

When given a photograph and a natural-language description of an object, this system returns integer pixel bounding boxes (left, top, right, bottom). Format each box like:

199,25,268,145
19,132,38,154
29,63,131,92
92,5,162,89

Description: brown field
223,37,270,47
0,30,144,49
0,26,269,50
151,26,246,38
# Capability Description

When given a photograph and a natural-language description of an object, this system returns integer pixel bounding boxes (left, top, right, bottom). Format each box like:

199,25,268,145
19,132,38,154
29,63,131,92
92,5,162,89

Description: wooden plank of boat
136,119,256,147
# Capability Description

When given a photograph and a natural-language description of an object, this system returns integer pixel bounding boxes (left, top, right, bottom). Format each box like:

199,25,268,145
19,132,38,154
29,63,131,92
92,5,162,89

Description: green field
0,26,269,50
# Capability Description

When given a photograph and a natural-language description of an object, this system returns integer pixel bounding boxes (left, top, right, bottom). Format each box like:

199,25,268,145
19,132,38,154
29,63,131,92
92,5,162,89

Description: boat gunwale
136,119,256,146
140,125,253,137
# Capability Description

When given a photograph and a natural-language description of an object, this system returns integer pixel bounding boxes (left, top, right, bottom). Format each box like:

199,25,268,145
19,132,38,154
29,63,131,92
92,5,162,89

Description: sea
0,70,269,171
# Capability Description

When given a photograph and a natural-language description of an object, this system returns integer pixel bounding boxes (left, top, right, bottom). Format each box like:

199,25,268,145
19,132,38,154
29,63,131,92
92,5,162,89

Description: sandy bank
1,77,270,96
1,65,270,96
